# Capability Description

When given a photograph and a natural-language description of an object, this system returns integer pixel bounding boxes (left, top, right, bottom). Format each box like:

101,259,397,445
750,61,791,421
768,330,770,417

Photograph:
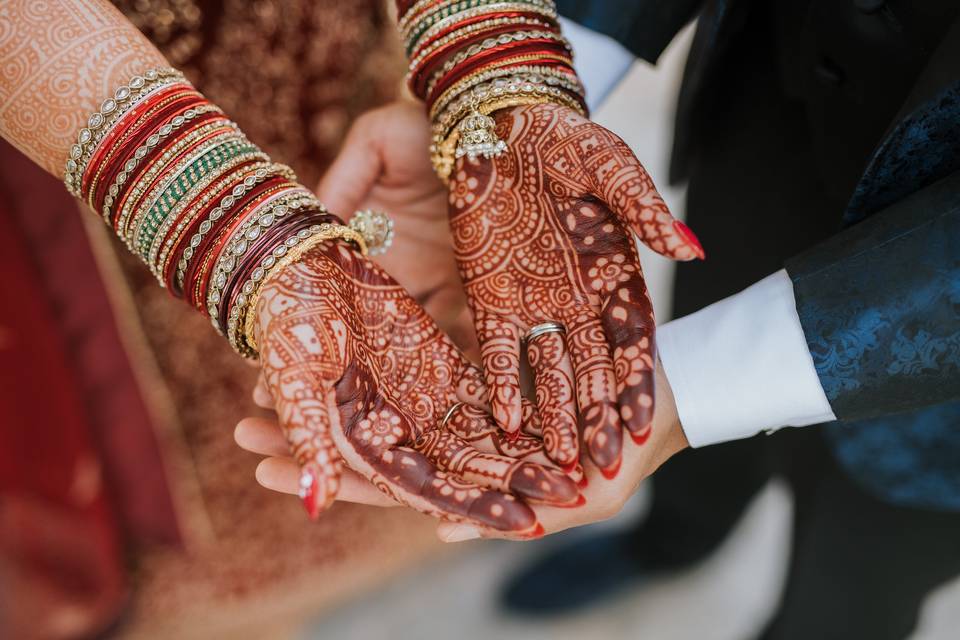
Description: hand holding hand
251,240,580,537
437,359,689,542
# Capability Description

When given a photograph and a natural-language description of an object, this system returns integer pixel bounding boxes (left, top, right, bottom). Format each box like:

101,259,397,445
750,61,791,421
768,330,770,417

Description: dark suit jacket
559,0,960,510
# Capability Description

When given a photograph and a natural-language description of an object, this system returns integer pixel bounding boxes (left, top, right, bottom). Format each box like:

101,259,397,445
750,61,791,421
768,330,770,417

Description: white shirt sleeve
657,269,837,448
559,16,636,111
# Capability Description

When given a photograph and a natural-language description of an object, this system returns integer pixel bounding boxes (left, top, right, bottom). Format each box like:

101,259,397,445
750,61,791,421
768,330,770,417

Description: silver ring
524,321,566,342
439,402,464,429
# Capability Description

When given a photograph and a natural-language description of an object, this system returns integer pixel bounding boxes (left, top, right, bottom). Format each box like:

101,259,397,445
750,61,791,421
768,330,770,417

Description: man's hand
317,101,477,357
252,240,580,537
448,103,704,476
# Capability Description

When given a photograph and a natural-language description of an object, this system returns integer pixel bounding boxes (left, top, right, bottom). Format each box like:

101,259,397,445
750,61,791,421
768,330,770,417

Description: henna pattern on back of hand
256,242,580,536
448,103,704,477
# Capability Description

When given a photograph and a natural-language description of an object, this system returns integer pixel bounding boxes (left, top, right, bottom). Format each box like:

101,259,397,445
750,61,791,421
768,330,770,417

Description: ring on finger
439,402,464,429
524,321,566,342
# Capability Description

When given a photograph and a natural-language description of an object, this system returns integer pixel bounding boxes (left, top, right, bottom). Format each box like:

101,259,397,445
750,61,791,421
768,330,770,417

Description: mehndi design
449,103,704,476
256,240,580,535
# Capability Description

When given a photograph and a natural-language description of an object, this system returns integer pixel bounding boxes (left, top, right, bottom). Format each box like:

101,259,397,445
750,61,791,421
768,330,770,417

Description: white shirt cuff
560,16,635,111
657,270,837,448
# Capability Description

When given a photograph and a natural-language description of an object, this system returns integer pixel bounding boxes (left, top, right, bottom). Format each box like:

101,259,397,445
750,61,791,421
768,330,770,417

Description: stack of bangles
397,0,588,181
64,68,392,359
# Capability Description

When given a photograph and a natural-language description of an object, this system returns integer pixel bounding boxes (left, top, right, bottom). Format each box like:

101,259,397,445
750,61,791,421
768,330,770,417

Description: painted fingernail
561,460,578,475
577,473,589,489
526,523,546,539
629,424,652,445
600,456,622,480
443,525,481,543
673,220,706,260
299,468,320,520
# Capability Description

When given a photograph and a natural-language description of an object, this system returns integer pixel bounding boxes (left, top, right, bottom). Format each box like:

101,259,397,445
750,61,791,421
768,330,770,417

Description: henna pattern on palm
448,103,704,477
256,241,579,536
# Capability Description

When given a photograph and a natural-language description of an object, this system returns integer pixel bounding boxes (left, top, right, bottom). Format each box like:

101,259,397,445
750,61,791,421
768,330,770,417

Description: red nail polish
529,523,545,539
630,425,652,445
673,220,706,260
574,494,586,506
561,460,578,475
299,469,320,520
600,456,622,480
577,474,589,489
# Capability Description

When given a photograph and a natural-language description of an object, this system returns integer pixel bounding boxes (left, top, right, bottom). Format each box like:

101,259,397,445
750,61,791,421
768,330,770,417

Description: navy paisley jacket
559,0,960,510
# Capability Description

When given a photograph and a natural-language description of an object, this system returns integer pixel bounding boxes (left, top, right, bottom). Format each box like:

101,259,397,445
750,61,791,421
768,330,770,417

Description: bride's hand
447,103,704,476
250,240,580,537
316,100,477,358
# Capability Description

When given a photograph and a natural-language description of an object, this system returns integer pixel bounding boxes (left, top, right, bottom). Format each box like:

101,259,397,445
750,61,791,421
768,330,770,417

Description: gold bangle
429,66,582,123
427,57,574,114
239,223,368,358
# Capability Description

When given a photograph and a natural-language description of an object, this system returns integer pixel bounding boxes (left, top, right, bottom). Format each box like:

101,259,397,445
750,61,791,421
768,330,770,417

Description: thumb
591,133,705,262
316,113,385,215
274,381,343,519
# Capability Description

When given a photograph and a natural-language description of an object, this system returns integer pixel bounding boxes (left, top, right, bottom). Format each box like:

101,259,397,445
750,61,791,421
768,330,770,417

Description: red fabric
0,141,180,636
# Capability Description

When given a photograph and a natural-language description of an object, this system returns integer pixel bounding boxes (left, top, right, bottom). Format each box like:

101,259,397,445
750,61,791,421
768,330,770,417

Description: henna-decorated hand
252,241,580,536
437,359,689,542
316,101,477,357
449,103,704,476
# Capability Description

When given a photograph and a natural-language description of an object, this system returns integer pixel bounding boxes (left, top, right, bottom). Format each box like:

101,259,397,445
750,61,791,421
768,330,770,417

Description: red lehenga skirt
0,3,443,638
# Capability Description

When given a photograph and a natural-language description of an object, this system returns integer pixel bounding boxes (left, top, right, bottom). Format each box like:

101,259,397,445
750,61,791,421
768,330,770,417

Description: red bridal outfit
0,2,440,638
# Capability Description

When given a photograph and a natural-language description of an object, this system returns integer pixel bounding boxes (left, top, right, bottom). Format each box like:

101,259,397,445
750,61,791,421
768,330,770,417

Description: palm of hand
318,102,477,357
256,241,578,535
449,104,702,476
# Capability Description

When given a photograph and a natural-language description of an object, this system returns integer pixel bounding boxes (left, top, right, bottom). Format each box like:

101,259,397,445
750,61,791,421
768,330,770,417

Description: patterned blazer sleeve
557,0,705,63
786,171,960,422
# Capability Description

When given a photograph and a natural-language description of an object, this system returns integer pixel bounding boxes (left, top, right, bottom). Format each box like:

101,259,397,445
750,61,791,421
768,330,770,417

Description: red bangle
419,38,571,100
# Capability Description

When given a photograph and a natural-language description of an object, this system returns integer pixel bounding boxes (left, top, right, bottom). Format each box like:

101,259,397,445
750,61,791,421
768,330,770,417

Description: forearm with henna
0,0,166,174
0,0,580,531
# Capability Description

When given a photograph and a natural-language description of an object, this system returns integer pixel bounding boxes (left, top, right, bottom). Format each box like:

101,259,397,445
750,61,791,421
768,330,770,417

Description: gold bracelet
427,55,574,111
238,223,368,358
429,66,583,122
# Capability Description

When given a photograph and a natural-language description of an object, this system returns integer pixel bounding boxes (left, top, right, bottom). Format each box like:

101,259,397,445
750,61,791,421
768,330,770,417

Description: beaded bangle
135,140,260,261
113,119,236,232
429,65,580,121
173,163,295,291
66,68,184,195
239,223,368,357
66,67,391,357
205,191,319,332
144,149,265,273
130,135,257,256
99,104,222,222
407,5,557,57
84,85,202,206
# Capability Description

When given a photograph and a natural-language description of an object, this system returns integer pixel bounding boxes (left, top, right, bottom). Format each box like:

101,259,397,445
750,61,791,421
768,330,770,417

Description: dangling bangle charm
454,103,508,162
